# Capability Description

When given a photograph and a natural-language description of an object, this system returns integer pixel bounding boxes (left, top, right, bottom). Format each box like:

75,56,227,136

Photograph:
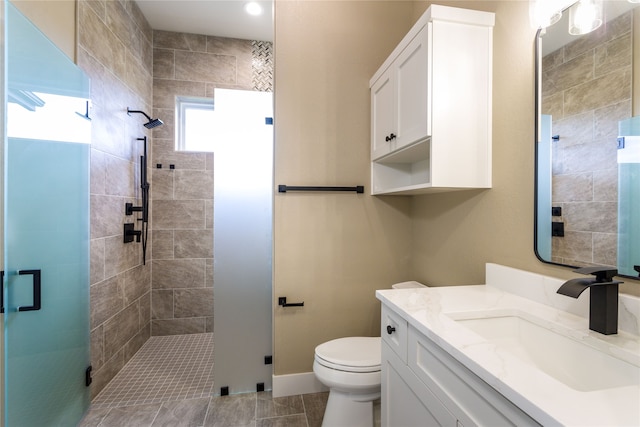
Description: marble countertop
376,268,640,426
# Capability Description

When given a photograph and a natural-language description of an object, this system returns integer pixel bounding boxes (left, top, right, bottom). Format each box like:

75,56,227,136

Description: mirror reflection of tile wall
541,11,632,267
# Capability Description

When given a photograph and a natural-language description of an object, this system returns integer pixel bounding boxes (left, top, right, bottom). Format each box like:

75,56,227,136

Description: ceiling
134,0,273,42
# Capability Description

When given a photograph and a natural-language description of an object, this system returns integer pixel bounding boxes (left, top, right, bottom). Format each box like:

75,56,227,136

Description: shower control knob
386,325,396,335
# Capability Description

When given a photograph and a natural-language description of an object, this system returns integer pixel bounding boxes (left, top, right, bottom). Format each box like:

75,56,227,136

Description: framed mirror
535,0,640,279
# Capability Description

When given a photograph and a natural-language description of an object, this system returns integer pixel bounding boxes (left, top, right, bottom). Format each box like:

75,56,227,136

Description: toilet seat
314,337,381,373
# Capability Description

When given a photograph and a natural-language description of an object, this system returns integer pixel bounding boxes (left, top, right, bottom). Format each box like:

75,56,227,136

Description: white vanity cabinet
380,305,540,427
370,5,494,195
381,306,456,426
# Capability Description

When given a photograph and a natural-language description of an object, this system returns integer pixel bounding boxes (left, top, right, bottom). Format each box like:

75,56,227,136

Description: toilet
313,281,426,427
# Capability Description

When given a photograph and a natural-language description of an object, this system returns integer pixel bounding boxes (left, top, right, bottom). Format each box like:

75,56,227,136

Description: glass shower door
212,88,273,394
3,2,91,425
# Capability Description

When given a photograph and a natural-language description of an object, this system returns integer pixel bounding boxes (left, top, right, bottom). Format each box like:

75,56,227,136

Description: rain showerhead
127,108,164,129
143,118,164,129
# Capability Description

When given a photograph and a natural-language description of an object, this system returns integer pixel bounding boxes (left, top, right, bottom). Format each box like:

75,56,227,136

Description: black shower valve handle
123,223,142,243
125,202,143,216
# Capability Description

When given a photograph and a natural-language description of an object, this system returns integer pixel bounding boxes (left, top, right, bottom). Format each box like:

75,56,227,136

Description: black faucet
556,267,623,335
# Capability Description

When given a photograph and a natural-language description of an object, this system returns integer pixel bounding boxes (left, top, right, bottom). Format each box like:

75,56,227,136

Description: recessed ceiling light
244,2,263,16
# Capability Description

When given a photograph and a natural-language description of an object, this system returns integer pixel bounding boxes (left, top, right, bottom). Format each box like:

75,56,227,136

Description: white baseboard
272,372,328,398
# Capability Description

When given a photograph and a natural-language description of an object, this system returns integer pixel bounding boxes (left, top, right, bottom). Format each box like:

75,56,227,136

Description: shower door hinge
85,365,93,387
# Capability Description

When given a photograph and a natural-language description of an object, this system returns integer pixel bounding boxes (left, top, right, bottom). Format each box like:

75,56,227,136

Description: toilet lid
314,337,381,372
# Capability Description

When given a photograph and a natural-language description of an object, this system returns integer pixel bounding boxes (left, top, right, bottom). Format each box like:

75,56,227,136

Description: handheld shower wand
127,107,164,129
124,136,151,265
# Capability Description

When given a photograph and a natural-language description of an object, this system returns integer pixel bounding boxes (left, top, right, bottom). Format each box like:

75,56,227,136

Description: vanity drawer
407,326,539,427
381,305,407,362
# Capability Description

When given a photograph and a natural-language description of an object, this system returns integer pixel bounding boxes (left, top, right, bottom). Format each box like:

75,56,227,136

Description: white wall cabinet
370,5,494,195
371,26,429,160
380,304,540,427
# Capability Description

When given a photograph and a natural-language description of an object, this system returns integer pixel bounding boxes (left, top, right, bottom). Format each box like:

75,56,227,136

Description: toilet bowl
313,281,426,427
313,337,381,427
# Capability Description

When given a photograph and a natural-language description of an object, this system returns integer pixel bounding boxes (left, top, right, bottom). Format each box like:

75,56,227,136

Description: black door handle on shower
17,269,41,312
278,297,304,307
1,271,4,313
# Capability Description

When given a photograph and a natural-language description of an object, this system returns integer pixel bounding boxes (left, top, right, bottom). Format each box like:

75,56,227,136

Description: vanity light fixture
529,0,563,29
244,1,263,16
568,0,603,35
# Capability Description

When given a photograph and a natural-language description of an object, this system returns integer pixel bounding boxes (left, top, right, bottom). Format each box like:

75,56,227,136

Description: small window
175,96,214,152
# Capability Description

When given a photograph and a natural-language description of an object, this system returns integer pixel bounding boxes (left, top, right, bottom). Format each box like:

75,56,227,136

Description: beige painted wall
12,0,76,60
273,0,416,375
273,0,640,377
411,0,557,286
411,0,638,295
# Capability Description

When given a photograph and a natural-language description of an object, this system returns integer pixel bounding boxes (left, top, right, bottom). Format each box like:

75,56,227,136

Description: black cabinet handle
390,133,396,140
17,269,41,312
278,297,304,307
386,325,396,334
1,271,4,314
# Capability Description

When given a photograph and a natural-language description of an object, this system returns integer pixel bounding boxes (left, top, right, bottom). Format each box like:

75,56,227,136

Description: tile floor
91,334,215,409
80,391,329,427
80,333,332,426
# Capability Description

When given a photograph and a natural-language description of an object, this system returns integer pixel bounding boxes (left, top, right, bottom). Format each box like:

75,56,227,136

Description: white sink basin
450,312,640,392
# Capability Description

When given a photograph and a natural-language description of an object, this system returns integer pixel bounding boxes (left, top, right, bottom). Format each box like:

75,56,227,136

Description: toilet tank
391,281,427,289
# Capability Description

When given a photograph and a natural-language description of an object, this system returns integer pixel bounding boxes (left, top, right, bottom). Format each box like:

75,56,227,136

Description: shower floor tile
92,333,214,409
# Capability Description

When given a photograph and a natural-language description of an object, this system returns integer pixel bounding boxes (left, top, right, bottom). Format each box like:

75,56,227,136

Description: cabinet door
382,344,456,427
371,68,395,160
395,25,429,150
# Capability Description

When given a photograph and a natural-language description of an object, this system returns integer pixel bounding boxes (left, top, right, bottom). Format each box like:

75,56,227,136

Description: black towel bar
278,185,364,194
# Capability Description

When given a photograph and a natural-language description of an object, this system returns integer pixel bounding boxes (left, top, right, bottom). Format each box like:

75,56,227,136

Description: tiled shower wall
541,11,632,267
150,31,273,335
77,0,153,397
